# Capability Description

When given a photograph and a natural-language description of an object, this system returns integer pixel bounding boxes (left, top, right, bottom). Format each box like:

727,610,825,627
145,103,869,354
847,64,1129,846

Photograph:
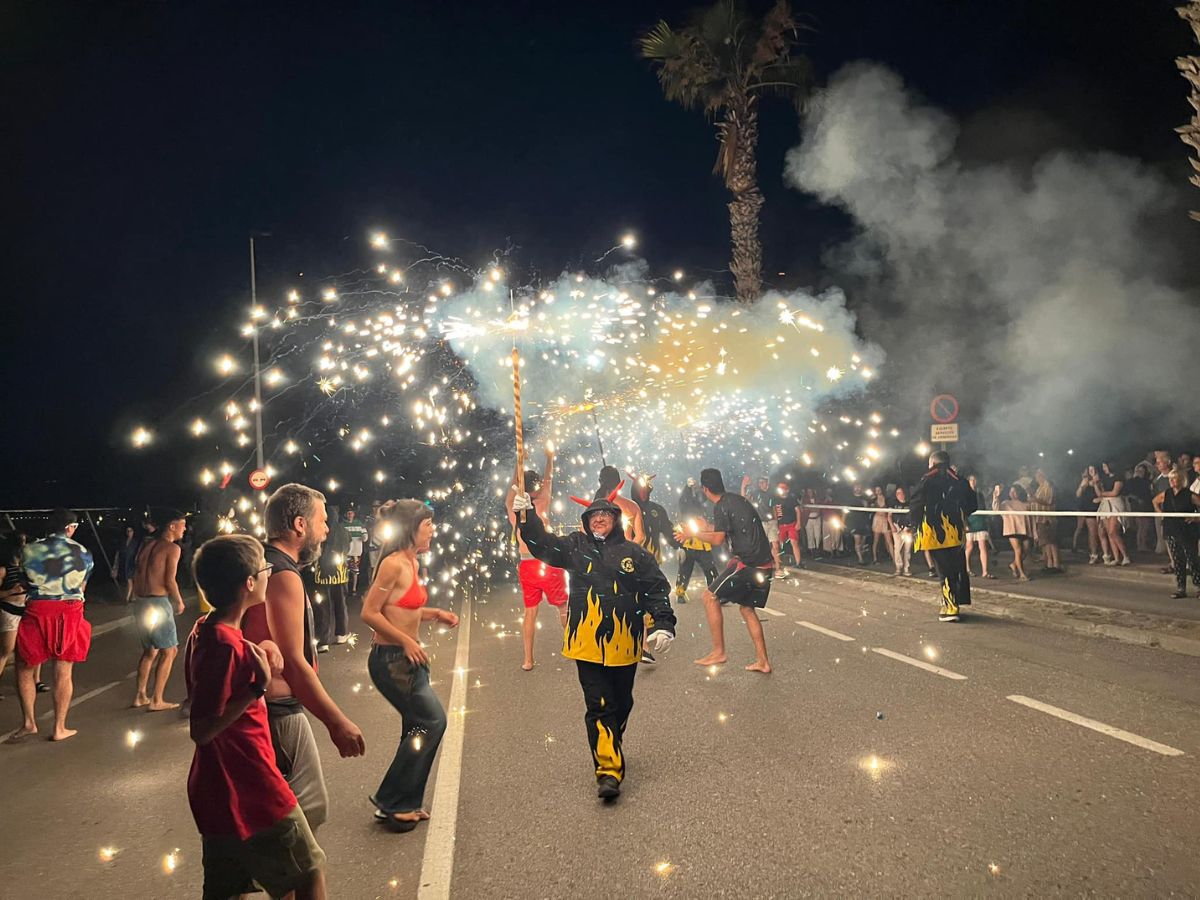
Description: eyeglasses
255,563,274,576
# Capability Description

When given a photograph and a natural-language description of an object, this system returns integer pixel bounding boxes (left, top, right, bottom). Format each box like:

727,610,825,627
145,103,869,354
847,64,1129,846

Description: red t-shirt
186,620,296,839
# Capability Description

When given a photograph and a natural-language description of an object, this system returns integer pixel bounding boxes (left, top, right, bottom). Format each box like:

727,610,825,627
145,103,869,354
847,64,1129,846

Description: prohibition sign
930,394,959,424
249,468,271,490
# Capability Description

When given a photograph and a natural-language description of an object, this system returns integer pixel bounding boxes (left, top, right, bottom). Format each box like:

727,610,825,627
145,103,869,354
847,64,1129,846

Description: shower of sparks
126,231,905,609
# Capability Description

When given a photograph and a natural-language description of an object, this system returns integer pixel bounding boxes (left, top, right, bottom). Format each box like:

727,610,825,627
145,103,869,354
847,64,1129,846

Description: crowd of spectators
761,447,1200,598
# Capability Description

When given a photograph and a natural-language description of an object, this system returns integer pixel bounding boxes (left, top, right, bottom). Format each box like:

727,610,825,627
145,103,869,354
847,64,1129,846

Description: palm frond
638,20,686,60
750,57,813,109
750,0,794,71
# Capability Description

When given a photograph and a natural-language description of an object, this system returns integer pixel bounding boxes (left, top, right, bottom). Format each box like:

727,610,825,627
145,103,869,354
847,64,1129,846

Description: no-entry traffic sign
930,394,959,424
249,469,270,490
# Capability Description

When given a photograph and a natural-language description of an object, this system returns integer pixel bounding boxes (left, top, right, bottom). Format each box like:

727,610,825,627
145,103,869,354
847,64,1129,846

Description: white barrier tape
799,504,1199,519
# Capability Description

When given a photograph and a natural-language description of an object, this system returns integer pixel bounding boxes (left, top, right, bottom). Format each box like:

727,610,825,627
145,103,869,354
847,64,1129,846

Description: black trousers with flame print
929,546,971,613
575,660,637,782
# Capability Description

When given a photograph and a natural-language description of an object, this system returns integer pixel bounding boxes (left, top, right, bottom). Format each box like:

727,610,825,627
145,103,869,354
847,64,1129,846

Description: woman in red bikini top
359,499,460,833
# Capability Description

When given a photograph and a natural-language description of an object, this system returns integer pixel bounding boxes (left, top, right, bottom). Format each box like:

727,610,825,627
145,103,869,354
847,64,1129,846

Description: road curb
791,564,1200,659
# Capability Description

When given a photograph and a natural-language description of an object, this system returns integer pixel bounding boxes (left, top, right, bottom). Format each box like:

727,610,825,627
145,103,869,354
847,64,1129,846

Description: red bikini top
394,557,427,610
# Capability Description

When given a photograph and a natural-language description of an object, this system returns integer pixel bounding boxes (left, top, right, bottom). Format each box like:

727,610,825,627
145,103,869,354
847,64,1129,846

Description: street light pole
250,237,265,472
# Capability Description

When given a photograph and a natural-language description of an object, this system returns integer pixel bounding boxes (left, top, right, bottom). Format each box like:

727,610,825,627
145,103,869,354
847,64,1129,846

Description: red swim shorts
778,522,800,543
519,559,568,609
17,600,92,666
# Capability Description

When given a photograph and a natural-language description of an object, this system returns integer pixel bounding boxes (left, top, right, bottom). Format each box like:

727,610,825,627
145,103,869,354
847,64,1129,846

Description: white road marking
418,595,473,900
871,647,967,680
796,620,855,642
92,615,134,637
1007,695,1184,757
0,670,136,743
760,607,785,617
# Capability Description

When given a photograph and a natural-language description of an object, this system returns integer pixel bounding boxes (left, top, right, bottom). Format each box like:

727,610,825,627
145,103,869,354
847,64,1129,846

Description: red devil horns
570,496,591,507
609,480,625,503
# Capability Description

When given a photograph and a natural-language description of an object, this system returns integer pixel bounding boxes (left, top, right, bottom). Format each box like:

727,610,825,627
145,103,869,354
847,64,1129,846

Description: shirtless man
505,445,567,671
243,483,365,830
595,465,645,545
131,511,187,711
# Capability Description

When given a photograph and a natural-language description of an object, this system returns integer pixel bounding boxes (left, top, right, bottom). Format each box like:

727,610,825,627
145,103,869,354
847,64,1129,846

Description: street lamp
249,237,265,471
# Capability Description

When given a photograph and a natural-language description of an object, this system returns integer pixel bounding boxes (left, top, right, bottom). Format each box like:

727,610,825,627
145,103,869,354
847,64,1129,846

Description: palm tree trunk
725,96,763,303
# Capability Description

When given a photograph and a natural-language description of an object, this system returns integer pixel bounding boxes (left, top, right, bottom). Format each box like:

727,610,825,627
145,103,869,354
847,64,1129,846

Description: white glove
645,630,674,653
512,492,534,512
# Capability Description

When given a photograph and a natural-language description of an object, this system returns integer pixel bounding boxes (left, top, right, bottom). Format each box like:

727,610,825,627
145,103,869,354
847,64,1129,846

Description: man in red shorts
773,481,804,570
10,508,94,742
506,444,567,671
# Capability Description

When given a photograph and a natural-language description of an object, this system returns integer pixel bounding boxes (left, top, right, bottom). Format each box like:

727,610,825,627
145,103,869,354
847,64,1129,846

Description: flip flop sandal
374,811,420,833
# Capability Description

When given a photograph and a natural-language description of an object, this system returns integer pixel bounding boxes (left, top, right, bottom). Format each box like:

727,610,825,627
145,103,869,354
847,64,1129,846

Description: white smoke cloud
785,62,1198,464
434,263,882,489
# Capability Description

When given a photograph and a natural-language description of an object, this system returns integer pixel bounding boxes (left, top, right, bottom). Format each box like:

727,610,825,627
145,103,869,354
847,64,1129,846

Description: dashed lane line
871,647,967,681
796,620,855,642
1007,694,1184,757
417,594,473,900
761,607,785,617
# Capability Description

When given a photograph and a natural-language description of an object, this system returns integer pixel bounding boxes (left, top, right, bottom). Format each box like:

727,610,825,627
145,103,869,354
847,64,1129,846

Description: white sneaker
335,634,350,644
1103,557,1117,566
1118,558,1132,567
1088,555,1099,564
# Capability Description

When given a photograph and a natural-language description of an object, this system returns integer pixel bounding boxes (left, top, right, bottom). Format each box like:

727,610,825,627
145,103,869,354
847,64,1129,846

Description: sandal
374,810,421,833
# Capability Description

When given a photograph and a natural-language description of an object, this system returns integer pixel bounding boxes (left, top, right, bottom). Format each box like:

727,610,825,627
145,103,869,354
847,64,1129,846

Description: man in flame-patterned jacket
910,450,978,623
514,487,675,801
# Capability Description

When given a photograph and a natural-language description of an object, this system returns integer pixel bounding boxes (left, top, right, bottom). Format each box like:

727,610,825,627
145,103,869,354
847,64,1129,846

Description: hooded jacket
910,466,978,551
632,479,680,563
518,493,675,666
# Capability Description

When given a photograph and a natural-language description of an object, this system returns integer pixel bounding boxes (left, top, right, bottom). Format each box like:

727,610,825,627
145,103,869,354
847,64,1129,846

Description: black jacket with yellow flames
518,496,675,667
910,466,978,551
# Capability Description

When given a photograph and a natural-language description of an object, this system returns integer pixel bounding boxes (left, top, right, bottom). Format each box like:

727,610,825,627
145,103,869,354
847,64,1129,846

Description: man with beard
243,484,365,830
910,451,978,623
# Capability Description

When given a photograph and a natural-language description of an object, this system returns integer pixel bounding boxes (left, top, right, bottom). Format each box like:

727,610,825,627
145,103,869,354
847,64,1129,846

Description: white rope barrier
799,504,1198,519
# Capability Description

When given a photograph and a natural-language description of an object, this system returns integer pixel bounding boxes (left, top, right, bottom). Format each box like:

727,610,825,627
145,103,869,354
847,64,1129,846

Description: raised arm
516,503,572,569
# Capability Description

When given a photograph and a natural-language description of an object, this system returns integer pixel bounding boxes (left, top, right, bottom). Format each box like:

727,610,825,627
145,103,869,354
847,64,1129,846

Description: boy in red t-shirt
187,534,327,900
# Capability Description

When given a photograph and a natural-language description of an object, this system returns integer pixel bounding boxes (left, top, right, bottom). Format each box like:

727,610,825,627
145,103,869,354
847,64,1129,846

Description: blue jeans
367,644,447,814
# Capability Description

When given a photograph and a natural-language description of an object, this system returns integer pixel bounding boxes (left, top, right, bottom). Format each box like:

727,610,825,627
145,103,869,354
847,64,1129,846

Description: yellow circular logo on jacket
620,557,635,573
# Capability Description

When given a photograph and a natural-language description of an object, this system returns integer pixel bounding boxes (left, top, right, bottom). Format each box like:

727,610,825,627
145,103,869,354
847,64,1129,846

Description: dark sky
4,0,1193,508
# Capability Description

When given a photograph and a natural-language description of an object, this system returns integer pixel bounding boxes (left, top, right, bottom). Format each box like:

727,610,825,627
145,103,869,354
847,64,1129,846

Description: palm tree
640,0,811,303
1177,1,1200,220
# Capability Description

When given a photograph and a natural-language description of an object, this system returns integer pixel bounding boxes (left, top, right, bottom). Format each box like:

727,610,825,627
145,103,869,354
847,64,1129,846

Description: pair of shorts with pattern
712,559,773,609
965,531,989,541
135,596,178,650
519,558,567,608
201,804,325,900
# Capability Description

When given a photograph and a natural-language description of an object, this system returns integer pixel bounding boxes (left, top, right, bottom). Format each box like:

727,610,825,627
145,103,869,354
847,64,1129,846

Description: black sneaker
35,681,49,694
597,775,621,800
640,650,656,665
1171,590,1186,599
938,612,960,623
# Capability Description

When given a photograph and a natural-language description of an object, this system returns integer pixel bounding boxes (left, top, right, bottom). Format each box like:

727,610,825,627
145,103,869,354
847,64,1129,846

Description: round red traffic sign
930,394,959,424
248,469,270,490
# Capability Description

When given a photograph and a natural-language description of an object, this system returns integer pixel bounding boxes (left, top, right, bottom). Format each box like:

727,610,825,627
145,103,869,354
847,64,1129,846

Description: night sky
4,0,1192,509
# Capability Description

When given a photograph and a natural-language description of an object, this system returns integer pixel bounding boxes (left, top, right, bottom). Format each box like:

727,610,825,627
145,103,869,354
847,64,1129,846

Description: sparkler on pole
512,345,526,523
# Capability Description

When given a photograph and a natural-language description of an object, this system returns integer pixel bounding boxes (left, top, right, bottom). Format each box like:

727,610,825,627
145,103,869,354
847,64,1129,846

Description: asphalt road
3,568,1200,898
